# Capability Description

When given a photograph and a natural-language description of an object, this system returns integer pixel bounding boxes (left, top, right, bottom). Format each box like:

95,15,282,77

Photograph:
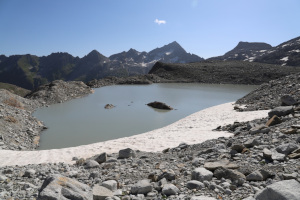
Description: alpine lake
33,83,256,150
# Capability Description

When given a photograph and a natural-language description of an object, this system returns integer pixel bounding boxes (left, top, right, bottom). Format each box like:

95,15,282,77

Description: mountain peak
234,41,272,51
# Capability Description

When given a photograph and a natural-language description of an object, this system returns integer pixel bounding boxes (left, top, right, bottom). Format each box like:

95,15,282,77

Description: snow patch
281,43,291,48
280,56,289,62
289,49,300,53
259,50,267,52
248,57,256,62
234,54,238,57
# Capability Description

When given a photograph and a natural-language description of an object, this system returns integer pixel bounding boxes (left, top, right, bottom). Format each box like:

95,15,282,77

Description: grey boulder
255,179,300,200
192,167,213,182
186,180,205,190
275,143,299,155
131,179,152,195
162,184,180,196
102,180,118,192
37,174,93,200
268,106,294,118
93,185,113,200
118,148,136,159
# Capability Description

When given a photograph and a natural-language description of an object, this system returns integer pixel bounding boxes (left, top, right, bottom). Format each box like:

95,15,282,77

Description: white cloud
154,19,166,25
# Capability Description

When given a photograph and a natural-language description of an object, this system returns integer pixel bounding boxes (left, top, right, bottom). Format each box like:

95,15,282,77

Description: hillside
0,82,30,97
148,61,300,85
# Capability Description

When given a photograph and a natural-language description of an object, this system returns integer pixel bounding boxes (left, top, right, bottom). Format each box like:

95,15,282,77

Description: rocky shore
1,74,300,199
0,80,93,151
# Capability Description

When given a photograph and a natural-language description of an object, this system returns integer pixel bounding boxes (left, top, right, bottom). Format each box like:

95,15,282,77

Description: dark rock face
149,61,300,85
147,101,173,110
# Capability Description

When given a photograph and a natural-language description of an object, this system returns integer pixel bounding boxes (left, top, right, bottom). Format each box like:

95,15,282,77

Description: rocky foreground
1,75,300,199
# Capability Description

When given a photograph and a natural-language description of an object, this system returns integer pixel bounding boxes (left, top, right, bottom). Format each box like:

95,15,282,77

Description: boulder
204,159,239,171
249,125,270,134
244,137,260,148
186,180,205,190
94,152,107,164
102,180,118,192
246,169,273,181
231,143,245,153
131,179,152,195
192,167,213,182
271,150,286,162
262,148,273,160
118,148,136,159
93,185,113,200
255,180,300,200
37,174,93,200
84,160,100,169
213,167,245,186
162,184,179,196
265,115,281,127
268,106,294,118
275,143,299,155
288,148,300,159
23,169,36,178
281,95,297,106
158,170,176,181
147,101,173,110
104,104,115,109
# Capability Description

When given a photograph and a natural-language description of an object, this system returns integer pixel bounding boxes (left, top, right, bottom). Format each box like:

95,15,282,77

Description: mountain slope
208,36,300,66
208,42,272,61
254,36,300,66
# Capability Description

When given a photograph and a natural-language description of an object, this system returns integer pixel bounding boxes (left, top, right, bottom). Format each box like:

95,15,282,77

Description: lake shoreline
0,102,269,167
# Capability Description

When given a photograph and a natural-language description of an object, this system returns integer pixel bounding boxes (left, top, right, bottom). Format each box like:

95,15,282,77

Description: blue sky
1,0,299,59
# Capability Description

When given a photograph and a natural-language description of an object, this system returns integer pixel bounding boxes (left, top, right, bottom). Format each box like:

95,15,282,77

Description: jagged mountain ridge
0,42,203,90
208,36,300,66
109,41,204,75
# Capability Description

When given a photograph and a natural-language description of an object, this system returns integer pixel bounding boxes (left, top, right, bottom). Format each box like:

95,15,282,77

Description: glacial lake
33,83,256,150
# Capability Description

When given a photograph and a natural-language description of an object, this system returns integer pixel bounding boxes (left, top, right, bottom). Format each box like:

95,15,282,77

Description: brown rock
283,128,297,134
266,115,281,127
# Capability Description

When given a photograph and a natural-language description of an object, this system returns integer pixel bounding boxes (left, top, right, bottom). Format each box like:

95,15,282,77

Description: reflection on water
33,83,256,150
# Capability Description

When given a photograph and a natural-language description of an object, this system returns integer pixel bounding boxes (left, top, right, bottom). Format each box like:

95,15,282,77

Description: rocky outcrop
149,61,300,85
147,101,173,110
26,80,94,105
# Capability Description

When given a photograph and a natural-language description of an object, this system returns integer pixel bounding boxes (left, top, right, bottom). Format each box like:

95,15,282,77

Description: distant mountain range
208,36,300,66
0,36,300,90
0,41,203,90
